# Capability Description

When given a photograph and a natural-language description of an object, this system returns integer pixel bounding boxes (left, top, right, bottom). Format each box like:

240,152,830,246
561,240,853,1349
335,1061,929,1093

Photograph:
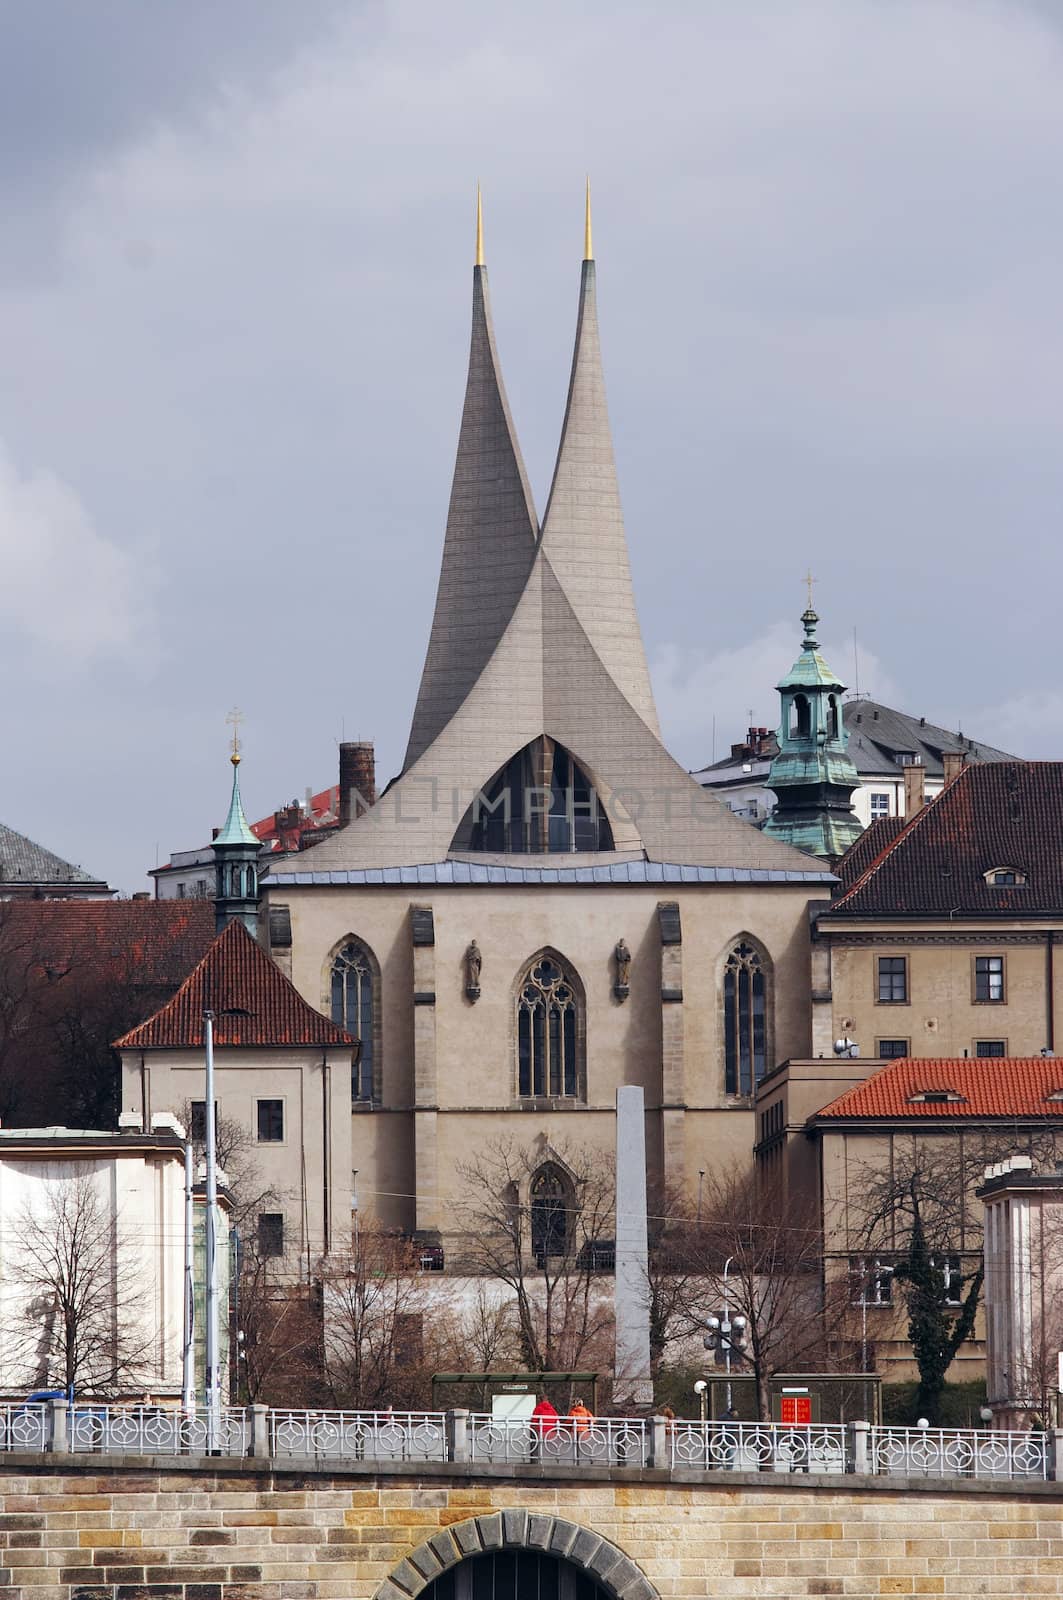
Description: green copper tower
763,594,861,862
212,721,262,936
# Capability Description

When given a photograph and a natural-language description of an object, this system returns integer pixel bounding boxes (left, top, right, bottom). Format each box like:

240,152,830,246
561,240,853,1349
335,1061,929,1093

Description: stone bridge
0,1452,1060,1600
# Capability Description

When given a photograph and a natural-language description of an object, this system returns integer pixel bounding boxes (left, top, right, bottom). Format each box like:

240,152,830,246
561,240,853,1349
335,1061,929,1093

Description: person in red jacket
529,1396,558,1460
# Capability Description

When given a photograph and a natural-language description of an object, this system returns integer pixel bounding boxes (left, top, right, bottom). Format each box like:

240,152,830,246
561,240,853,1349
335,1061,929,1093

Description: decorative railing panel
868,1425,1049,1480
0,1403,47,1452
269,1409,447,1462
68,1405,249,1456
671,1420,849,1475
468,1413,649,1467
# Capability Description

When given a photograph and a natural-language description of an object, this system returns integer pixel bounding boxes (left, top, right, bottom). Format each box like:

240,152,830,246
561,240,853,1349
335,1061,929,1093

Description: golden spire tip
475,183,485,267
584,176,593,261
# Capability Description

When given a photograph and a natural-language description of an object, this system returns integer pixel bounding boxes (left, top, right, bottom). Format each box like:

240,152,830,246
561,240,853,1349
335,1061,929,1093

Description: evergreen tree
893,1183,982,1422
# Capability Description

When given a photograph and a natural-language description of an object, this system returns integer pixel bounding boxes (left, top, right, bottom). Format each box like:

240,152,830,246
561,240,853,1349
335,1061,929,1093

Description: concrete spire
539,252,661,737
584,177,593,261
403,244,539,772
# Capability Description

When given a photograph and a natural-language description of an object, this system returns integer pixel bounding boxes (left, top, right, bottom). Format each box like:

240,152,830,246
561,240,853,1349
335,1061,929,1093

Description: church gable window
463,737,614,854
723,938,771,1096
516,952,584,1100
329,938,379,1103
530,1162,572,1262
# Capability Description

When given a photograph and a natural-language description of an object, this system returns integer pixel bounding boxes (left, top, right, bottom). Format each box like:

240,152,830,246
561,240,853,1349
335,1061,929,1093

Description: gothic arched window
723,939,770,1096
530,1163,572,1262
464,737,614,854
516,953,583,1099
330,939,378,1102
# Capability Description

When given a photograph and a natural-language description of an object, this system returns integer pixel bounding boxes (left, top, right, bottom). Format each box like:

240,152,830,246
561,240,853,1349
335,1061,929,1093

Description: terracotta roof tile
115,920,355,1050
815,1057,1063,1121
835,816,907,888
1,898,215,985
828,762,1063,917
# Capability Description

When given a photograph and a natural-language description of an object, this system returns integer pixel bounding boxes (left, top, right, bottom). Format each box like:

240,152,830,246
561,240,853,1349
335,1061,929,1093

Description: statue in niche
614,937,631,999
465,940,482,1000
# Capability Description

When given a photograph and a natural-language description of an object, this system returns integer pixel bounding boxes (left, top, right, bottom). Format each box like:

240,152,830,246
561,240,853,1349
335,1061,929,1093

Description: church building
259,197,834,1259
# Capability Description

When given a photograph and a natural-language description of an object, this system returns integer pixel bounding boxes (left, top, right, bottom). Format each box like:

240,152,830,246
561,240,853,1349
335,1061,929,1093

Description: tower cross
225,706,244,762
804,569,815,609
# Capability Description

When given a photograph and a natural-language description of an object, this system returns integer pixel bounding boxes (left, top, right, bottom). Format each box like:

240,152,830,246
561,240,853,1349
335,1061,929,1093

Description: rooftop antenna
852,627,861,698
711,714,716,764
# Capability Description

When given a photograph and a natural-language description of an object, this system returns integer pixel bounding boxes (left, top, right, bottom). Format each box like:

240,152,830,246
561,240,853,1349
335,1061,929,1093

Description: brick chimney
339,741,376,826
903,760,926,820
942,750,968,785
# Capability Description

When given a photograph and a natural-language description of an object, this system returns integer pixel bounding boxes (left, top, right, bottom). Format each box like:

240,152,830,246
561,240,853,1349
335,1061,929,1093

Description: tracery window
517,954,582,1099
330,939,377,1102
530,1163,571,1262
723,940,769,1096
466,738,614,854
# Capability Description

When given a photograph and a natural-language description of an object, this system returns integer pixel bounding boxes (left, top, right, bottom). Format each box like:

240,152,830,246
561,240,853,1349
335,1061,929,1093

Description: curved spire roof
214,755,259,847
404,195,539,772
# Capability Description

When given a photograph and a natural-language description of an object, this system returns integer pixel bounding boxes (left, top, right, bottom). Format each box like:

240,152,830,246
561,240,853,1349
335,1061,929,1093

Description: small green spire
215,753,259,846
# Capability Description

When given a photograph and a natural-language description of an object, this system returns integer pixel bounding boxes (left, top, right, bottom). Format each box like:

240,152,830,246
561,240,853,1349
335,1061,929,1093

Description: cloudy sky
3,0,1062,891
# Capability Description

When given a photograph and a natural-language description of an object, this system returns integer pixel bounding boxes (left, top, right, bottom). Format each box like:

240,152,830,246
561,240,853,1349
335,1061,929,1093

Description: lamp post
722,1255,734,1413
203,1005,251,1449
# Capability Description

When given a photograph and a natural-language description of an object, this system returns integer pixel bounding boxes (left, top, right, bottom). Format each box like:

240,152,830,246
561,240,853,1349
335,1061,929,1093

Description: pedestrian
529,1395,558,1461
568,1396,593,1453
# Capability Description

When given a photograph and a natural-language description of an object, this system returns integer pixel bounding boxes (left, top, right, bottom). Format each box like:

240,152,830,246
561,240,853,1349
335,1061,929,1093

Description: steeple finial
475,184,485,268
804,568,815,610
225,705,243,767
584,177,593,261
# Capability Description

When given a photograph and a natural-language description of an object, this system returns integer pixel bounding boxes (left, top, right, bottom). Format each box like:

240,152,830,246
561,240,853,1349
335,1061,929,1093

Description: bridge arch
375,1511,660,1600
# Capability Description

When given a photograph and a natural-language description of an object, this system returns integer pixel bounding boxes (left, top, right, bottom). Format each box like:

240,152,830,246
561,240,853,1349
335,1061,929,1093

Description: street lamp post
722,1255,734,1413
204,1010,220,1449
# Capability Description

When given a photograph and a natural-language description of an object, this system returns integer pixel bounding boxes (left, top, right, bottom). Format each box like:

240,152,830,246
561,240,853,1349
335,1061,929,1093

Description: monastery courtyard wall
2,1454,1061,1600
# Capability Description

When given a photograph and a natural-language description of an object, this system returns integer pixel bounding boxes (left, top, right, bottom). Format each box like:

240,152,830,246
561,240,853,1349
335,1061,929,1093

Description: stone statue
465,940,482,997
615,938,631,994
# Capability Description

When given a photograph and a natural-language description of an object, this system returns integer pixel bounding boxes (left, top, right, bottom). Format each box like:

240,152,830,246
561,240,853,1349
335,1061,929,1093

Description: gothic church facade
261,206,833,1255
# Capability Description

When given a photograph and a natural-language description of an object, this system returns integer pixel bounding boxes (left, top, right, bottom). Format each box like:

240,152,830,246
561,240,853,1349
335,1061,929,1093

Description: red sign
780,1396,812,1425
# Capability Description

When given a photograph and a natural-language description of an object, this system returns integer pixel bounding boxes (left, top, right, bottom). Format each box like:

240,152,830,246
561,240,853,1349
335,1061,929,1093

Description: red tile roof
115,920,355,1050
814,1057,1063,1121
1,898,215,986
828,762,1063,917
835,816,906,888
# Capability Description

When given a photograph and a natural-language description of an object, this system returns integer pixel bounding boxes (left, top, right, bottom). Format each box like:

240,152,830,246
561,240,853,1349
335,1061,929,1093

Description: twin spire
403,186,658,774
473,183,594,266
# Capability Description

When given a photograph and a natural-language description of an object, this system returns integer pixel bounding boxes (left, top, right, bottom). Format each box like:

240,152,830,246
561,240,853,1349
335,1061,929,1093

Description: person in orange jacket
568,1398,594,1438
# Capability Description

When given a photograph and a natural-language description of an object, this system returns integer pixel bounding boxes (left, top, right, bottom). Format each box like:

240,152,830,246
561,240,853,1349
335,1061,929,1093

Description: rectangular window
930,1254,963,1306
877,1039,909,1060
190,1101,217,1142
258,1213,284,1258
257,1099,284,1142
975,955,1005,1003
877,956,908,1004
849,1257,894,1306
976,1040,1006,1058
869,792,890,819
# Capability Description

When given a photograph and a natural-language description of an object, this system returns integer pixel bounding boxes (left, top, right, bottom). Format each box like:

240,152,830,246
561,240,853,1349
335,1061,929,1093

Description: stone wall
3,1455,1062,1600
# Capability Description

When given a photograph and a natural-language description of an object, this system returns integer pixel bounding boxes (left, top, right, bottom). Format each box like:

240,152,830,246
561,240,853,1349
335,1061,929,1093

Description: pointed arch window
464,737,614,854
530,1163,572,1262
516,954,584,1099
330,939,378,1102
723,940,770,1096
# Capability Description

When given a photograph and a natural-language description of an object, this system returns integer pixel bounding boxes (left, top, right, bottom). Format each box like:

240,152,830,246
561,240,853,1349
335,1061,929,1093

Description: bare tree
4,1168,153,1395
687,1163,839,1422
456,1138,616,1378
237,1238,324,1404
321,1219,428,1409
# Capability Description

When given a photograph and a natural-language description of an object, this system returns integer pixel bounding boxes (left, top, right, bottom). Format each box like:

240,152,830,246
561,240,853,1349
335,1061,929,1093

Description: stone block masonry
0,1454,1060,1600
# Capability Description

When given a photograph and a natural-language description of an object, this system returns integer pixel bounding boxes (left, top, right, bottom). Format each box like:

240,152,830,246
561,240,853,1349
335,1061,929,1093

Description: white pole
722,1255,734,1414
204,1010,219,1449
182,1139,195,1414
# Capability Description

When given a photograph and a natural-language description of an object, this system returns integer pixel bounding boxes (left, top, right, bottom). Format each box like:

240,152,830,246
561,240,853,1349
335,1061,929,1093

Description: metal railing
68,1405,249,1456
671,1420,849,1475
468,1413,649,1467
0,1402,1054,1482
868,1425,1049,1480
269,1408,447,1461
0,1403,48,1452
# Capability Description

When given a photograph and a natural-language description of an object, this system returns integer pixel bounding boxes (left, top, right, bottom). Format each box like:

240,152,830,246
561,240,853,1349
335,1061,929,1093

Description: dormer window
908,1088,966,1105
984,867,1026,887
